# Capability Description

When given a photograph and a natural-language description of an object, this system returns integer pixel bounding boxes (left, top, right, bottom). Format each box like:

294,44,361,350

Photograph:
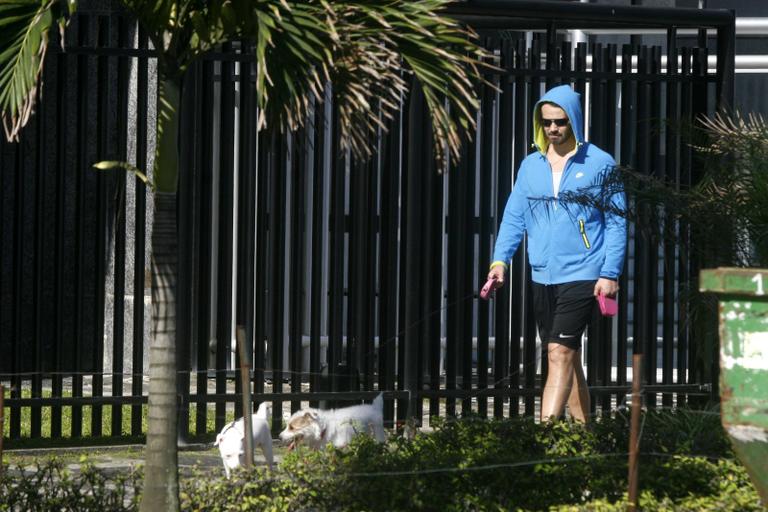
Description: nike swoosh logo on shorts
558,333,578,339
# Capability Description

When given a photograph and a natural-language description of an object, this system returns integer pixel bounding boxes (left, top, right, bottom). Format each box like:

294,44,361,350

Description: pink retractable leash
597,293,618,316
480,276,497,300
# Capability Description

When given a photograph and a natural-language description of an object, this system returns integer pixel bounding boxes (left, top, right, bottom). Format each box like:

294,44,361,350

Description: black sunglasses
541,118,569,127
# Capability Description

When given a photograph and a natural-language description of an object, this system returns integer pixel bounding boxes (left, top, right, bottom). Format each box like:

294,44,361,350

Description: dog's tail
373,392,383,411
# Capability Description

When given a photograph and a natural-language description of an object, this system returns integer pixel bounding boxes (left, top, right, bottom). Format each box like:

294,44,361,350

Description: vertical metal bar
289,128,306,413
603,44,618,413
461,114,477,416
445,111,465,417
560,40,572,82
418,96,439,423
508,38,527,417
176,56,198,443
425,143,442,421
238,44,258,421
715,14,735,111
72,14,90,439
633,45,651,381
269,132,287,435
0,384,4,472
365,136,379,396
253,130,269,415
662,29,678,409
524,36,542,417
627,353,643,512
328,108,345,404
186,60,203,437
697,0,708,49
545,22,557,89
347,159,360,388
634,45,656,412
349,150,370,396
573,42,588,107
644,46,663,409
195,59,214,436
131,25,148,437
444,122,458,417
216,47,236,431
688,45,709,401
494,38,514,419
676,47,693,408
403,85,425,423
11,114,23,440
605,45,618,154
378,108,400,425
91,14,110,439
617,44,634,396
52,35,69,440
477,45,494,417
397,103,410,424
31,49,46,440
309,97,325,408
111,14,130,439
586,43,604,409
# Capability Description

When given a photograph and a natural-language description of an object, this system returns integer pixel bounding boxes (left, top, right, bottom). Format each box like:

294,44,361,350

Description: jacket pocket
578,219,591,249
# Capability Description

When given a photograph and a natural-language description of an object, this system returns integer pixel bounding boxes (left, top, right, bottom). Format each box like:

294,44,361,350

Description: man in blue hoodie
488,84,626,423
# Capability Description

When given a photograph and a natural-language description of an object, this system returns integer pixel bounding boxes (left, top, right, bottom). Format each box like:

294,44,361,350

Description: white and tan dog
279,393,385,450
214,402,274,477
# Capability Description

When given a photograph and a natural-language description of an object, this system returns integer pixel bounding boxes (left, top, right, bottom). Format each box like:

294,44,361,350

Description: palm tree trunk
141,77,181,512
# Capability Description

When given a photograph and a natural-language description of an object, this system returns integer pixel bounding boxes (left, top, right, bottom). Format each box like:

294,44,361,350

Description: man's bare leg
540,342,578,421
566,349,591,423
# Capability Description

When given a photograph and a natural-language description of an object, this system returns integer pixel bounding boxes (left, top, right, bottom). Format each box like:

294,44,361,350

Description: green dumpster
700,267,768,504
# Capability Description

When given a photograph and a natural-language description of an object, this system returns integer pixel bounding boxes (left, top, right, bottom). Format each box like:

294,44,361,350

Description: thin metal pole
627,353,643,511
236,326,254,468
1,384,4,476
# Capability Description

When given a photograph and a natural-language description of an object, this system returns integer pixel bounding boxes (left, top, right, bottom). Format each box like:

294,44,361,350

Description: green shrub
0,459,142,511
2,409,764,511
179,411,762,511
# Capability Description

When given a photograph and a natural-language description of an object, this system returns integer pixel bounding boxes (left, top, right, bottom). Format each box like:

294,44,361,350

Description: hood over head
533,85,584,155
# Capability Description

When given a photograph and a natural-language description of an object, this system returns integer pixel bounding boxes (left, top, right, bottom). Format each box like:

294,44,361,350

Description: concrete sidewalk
3,443,280,478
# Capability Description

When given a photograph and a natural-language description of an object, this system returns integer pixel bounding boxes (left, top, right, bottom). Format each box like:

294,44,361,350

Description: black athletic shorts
532,280,596,350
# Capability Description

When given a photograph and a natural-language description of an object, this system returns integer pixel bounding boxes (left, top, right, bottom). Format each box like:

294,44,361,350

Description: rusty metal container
700,267,768,504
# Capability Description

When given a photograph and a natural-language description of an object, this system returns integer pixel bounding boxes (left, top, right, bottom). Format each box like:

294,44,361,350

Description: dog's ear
214,433,223,446
304,410,319,420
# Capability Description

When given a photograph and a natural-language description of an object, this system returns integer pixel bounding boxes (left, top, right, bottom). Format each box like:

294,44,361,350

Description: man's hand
594,278,618,297
488,265,506,288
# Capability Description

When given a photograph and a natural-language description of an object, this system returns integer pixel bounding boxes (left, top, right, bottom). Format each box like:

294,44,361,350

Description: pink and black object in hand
597,294,618,317
480,276,497,300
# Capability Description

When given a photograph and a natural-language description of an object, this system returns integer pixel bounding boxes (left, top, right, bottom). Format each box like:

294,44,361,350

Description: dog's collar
221,421,242,437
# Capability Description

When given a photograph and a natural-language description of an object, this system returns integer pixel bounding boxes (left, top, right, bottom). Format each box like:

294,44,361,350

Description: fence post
236,326,254,468
0,383,4,476
627,353,643,511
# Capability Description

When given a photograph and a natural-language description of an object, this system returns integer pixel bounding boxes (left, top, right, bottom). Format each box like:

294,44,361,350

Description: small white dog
279,393,385,450
214,402,274,477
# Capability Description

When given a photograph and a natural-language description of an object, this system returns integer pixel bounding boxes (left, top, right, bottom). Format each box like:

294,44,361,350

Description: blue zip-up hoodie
491,85,626,285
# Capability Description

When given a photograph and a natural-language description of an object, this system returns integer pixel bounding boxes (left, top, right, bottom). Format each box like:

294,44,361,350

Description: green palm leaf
320,0,494,167
0,0,67,140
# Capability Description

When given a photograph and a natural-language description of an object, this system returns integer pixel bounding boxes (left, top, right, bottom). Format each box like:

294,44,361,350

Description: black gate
0,1,735,442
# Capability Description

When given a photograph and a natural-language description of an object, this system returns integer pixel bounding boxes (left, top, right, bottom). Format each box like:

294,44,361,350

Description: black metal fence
0,2,735,441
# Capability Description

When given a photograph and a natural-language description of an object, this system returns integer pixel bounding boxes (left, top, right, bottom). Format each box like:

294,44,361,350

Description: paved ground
3,443,279,479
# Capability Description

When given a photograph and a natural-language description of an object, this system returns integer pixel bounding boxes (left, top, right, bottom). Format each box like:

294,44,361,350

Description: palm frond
234,0,492,168
326,0,495,167
0,0,69,141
